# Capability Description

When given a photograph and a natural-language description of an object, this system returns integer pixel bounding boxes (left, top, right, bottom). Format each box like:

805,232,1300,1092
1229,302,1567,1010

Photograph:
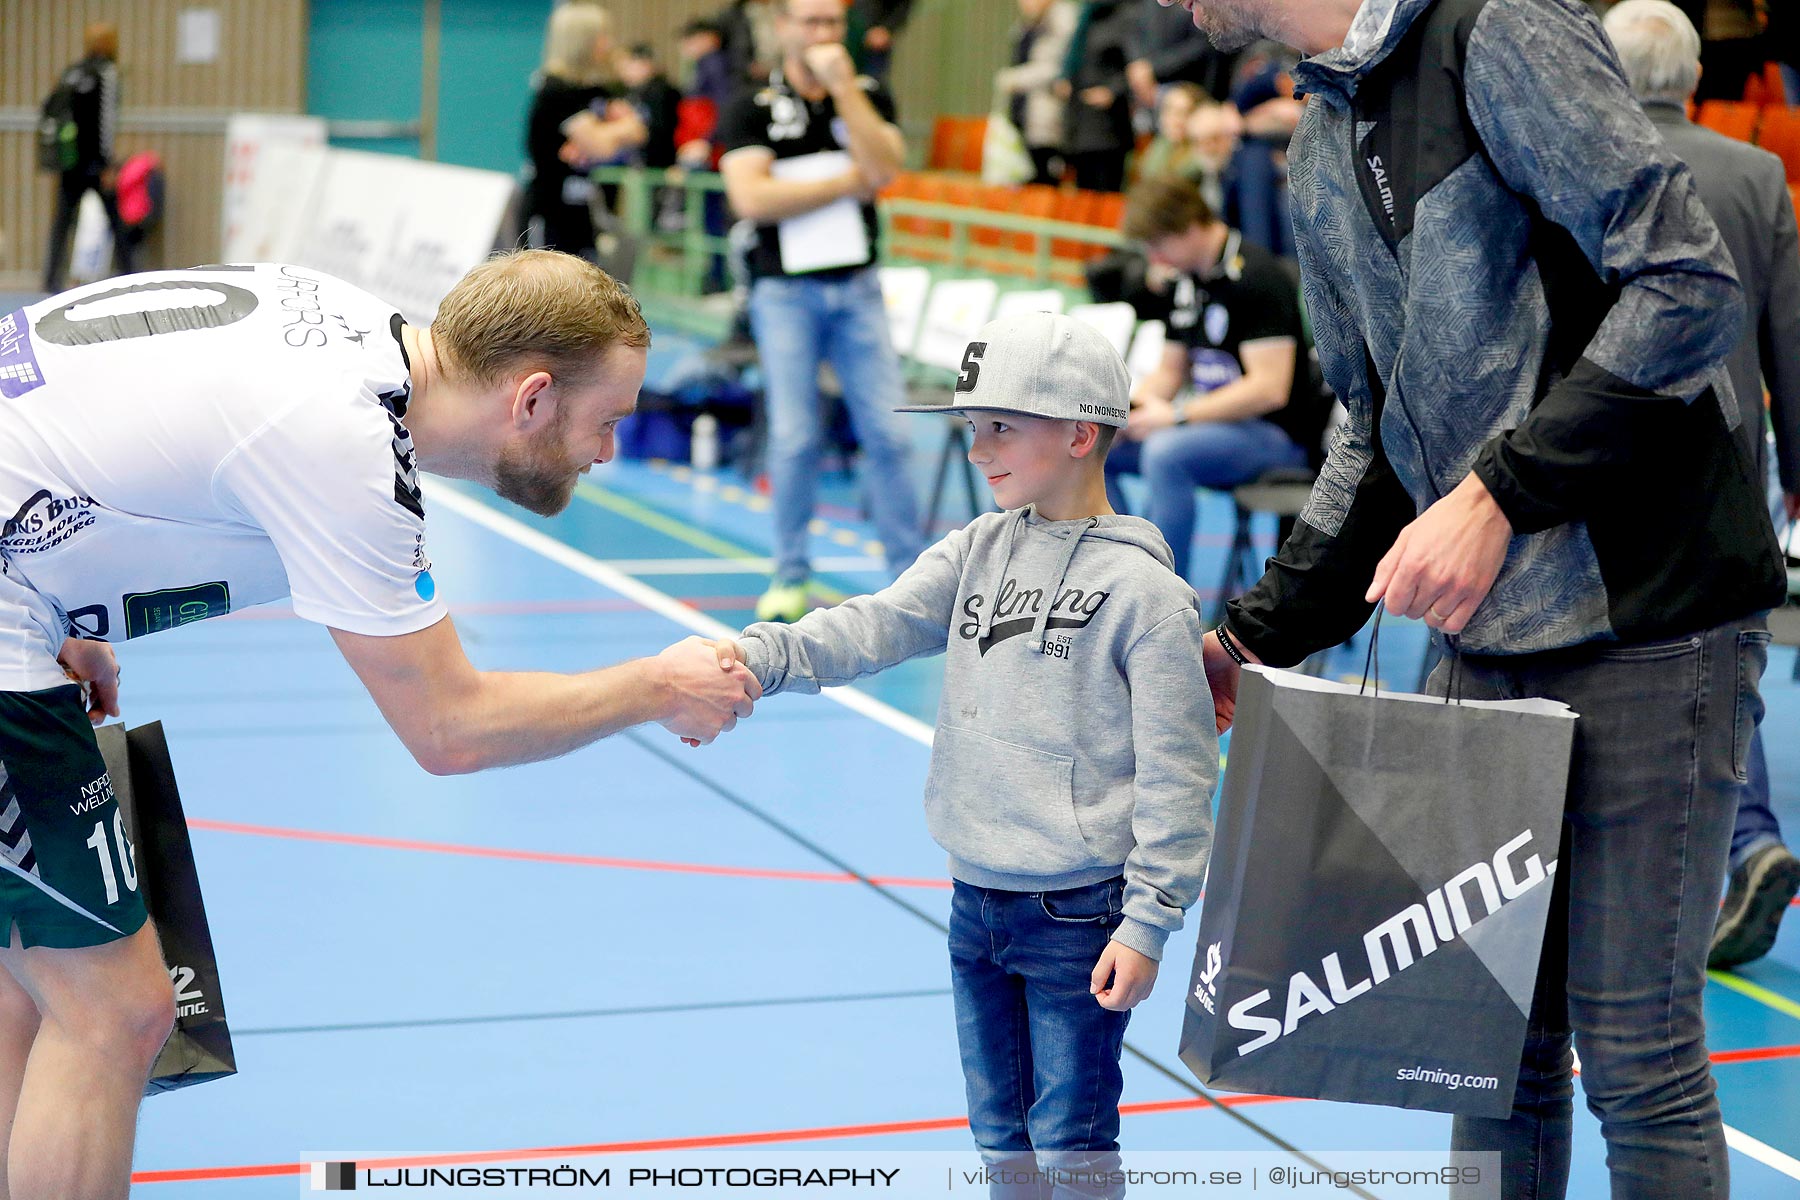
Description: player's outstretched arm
331,617,760,775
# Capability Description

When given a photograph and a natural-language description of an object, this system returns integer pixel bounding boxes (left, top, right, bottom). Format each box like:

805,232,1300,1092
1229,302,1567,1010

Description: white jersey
0,264,447,691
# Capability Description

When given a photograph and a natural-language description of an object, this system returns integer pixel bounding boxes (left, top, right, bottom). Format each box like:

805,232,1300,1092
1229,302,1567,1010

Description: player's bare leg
0,936,38,1200
0,922,173,1200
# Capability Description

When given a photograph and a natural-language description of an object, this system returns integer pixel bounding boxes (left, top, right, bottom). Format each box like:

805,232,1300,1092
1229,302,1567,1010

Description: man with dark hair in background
41,21,136,293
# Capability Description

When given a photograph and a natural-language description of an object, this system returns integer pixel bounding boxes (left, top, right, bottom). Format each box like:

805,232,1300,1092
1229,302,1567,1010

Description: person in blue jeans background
1105,174,1329,582
719,313,1216,1199
716,0,923,622
1170,0,1785,1194
1714,439,1799,969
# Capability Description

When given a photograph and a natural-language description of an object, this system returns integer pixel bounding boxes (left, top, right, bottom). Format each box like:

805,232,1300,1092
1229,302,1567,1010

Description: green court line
1708,969,1800,1022
573,483,850,605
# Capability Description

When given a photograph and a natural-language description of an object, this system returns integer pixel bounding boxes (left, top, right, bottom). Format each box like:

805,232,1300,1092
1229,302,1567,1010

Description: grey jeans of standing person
1437,616,1769,1200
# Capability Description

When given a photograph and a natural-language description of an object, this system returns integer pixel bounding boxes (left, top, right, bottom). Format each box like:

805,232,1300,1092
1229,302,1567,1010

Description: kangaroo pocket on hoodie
924,724,1096,876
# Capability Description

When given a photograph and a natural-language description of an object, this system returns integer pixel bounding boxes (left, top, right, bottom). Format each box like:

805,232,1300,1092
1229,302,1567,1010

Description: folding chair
992,288,1066,321
1066,301,1137,358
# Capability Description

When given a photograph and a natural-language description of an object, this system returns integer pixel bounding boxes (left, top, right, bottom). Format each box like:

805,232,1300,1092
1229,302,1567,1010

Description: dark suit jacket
1648,102,1800,494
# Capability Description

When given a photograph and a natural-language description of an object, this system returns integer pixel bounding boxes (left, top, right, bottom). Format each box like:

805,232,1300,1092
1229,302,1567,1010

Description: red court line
130,1094,1299,1184
1711,1043,1800,1065
184,818,953,891
129,1043,1800,1184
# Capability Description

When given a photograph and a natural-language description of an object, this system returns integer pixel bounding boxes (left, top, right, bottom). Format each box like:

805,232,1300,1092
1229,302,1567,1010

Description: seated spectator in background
1221,41,1302,257
1136,82,1208,185
617,44,681,170
1058,0,1136,192
1125,0,1238,110
997,0,1078,187
1106,176,1328,583
526,3,645,256
848,0,914,82
1186,97,1242,215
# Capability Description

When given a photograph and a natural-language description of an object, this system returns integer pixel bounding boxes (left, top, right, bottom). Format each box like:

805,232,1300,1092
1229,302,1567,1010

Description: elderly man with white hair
1605,0,1800,973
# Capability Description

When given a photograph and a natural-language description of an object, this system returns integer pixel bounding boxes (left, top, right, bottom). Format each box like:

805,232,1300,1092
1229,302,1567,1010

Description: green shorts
0,685,148,949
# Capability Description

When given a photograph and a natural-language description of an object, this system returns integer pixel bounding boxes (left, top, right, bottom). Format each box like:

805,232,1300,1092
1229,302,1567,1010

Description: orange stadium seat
1051,189,1100,260
928,116,988,174
1758,107,1800,185
1697,99,1760,143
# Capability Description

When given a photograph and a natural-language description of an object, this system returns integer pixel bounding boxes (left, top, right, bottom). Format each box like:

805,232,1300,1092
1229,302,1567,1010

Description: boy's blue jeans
949,878,1130,1200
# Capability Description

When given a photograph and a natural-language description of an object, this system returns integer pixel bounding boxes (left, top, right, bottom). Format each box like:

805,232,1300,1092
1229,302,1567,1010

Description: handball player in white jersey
0,250,757,1199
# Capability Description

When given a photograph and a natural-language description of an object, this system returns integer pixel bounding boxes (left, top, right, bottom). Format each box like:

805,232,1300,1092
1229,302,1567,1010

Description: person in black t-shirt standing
716,0,923,624
1105,175,1327,581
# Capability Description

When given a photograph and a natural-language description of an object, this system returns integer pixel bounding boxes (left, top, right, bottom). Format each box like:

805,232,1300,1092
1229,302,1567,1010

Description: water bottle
690,413,719,471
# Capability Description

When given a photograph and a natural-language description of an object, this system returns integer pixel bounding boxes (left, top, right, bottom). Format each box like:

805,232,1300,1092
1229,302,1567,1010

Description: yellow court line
573,483,850,605
1708,969,1800,1023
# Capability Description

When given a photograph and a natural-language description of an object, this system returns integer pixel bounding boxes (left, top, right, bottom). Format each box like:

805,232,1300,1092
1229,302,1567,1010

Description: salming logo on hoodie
958,581,1111,655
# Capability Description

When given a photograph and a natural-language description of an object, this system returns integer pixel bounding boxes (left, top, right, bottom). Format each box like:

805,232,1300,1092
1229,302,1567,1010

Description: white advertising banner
289,149,515,325
221,114,328,262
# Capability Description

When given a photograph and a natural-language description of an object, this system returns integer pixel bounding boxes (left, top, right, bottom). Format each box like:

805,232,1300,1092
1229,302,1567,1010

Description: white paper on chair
772,151,869,274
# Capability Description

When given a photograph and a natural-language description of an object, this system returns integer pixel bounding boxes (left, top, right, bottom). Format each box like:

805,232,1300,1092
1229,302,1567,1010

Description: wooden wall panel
1,0,306,287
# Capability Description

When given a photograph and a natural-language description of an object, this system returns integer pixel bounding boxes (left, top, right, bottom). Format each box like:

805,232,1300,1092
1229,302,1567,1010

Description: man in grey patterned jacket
1164,0,1785,1197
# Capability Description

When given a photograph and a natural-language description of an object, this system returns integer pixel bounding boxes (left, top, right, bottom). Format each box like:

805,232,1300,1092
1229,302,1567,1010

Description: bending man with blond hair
0,250,757,1199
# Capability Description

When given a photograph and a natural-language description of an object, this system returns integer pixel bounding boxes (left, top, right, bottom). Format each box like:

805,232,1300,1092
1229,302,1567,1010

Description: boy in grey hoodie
717,312,1217,1192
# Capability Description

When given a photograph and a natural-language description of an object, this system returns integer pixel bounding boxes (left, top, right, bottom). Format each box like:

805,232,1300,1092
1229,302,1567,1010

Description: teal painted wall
438,0,556,174
307,0,552,173
308,0,426,159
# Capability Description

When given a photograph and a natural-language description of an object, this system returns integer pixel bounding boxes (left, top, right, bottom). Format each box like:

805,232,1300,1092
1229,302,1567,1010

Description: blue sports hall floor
110,413,1799,1196
0,300,1781,1196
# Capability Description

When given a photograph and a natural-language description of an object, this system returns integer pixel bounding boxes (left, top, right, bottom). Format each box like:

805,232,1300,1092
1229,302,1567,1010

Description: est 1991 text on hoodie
738,507,1217,961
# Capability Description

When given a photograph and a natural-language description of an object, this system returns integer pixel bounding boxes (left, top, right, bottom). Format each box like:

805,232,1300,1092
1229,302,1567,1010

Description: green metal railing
587,166,1126,299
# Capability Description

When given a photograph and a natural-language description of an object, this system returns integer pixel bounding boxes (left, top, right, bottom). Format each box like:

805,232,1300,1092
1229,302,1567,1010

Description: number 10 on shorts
86,813,139,904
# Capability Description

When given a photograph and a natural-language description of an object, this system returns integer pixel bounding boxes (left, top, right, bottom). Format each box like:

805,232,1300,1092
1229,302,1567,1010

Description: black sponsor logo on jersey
957,579,1111,655
1,490,96,555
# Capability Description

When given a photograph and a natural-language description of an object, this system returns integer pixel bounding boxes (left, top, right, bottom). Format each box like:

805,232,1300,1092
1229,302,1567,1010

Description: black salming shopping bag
1178,665,1576,1118
95,721,237,1095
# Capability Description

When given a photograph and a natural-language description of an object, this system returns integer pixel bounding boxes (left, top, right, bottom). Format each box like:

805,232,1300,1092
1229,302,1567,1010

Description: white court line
428,481,1800,1184
600,556,885,576
426,482,936,748
1725,1124,1800,1180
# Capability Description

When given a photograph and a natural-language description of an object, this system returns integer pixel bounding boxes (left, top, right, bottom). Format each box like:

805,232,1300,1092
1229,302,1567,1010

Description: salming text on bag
1179,666,1576,1118
94,721,237,1095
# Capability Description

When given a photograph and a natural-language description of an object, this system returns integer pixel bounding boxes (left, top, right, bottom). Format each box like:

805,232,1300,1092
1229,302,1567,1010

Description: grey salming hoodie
739,507,1217,961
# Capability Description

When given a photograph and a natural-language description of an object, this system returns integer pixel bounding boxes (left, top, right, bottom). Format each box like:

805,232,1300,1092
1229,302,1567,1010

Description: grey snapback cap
895,310,1132,428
